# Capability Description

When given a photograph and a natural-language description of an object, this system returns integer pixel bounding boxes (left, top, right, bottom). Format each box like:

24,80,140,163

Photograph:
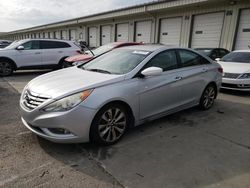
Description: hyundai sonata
20,45,222,145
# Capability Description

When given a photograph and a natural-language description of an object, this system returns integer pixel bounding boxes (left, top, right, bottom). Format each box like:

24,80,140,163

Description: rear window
40,41,71,49
221,52,250,63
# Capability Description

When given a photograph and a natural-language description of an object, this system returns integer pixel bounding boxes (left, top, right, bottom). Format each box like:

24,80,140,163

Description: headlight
239,73,250,79
42,89,93,112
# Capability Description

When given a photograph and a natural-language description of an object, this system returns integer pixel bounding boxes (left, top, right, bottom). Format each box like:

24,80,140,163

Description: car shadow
38,106,201,182
38,99,250,188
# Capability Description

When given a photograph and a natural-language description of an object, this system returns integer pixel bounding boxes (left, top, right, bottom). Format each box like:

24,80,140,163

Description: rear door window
40,41,71,49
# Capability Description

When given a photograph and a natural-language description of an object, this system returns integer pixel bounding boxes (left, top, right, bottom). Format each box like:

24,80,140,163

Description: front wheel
90,104,129,145
0,61,14,76
199,84,216,110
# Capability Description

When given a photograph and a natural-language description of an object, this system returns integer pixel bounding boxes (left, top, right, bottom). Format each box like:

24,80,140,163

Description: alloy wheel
203,86,215,109
0,62,13,76
98,108,127,143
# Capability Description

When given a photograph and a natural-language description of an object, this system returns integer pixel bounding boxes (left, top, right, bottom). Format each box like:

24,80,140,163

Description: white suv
0,39,81,76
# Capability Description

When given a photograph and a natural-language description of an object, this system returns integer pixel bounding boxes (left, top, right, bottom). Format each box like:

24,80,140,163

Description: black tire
61,61,72,69
0,61,14,76
90,103,129,145
199,84,216,110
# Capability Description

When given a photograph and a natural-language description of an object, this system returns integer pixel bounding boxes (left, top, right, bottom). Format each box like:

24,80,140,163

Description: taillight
218,67,223,74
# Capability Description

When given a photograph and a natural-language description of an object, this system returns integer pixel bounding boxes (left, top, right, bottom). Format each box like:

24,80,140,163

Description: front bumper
20,103,97,143
221,78,250,91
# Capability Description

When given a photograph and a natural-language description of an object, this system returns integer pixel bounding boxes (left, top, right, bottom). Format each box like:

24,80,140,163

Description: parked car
194,48,230,60
216,50,250,91
0,40,12,48
62,42,142,68
0,39,81,76
20,45,222,145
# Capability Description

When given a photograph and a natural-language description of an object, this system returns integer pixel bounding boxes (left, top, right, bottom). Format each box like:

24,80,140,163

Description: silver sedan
20,45,222,145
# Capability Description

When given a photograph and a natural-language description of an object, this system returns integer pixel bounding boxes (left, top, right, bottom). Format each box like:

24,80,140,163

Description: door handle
175,76,182,80
35,52,41,54
58,51,63,53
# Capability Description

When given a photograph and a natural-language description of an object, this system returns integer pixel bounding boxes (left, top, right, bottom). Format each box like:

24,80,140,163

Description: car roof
118,44,175,52
18,38,73,43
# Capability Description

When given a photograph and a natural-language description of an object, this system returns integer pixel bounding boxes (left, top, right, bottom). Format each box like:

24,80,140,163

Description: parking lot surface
1,70,250,188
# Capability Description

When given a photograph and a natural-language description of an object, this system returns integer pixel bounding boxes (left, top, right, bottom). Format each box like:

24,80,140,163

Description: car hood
65,54,94,62
217,61,250,74
27,67,125,99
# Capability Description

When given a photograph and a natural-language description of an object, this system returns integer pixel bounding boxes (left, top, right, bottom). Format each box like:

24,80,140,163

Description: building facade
1,0,250,50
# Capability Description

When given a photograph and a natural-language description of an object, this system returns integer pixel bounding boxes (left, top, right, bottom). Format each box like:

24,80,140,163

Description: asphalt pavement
0,70,250,188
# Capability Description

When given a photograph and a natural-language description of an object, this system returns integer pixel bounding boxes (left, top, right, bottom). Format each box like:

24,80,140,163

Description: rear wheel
0,61,14,76
61,61,72,69
199,84,216,110
90,104,129,145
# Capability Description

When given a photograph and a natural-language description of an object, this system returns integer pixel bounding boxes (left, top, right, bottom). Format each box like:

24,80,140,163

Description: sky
0,0,155,32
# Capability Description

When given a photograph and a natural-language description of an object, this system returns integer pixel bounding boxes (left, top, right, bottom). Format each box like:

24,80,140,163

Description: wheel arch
58,56,69,68
203,81,218,99
0,56,17,70
94,100,135,127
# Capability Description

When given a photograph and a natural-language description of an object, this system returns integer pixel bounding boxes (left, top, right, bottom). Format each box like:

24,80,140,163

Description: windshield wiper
86,68,111,74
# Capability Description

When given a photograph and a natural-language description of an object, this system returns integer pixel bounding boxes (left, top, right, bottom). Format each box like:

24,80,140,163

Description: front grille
23,90,50,110
223,73,241,79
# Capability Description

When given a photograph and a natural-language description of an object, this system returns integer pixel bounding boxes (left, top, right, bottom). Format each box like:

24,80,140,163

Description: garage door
159,17,182,46
116,23,129,42
191,12,225,48
235,9,250,50
61,30,67,40
69,29,76,41
135,21,152,43
101,25,112,45
55,31,60,39
88,27,97,47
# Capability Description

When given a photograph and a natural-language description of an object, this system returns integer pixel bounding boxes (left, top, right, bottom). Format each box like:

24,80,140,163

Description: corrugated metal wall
2,0,250,50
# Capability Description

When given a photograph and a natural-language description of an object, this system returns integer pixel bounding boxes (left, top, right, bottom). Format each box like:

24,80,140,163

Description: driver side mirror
141,67,163,77
215,58,220,61
16,45,24,50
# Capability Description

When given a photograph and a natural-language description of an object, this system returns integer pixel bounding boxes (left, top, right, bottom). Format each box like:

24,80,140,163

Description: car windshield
221,52,250,63
195,49,212,56
91,43,118,56
81,49,150,74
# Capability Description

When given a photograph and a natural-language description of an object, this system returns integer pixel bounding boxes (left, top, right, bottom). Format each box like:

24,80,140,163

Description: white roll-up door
101,25,112,45
116,23,129,42
135,20,152,43
235,9,250,50
88,27,97,47
44,32,49,38
69,29,76,41
159,17,182,46
61,30,67,40
56,31,60,39
191,12,224,48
